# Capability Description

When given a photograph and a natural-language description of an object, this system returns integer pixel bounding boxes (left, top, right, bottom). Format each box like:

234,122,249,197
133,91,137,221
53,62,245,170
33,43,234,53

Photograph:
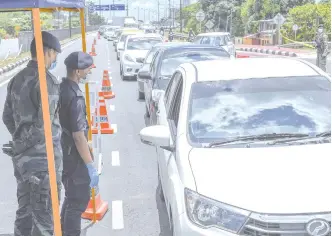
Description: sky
89,0,179,22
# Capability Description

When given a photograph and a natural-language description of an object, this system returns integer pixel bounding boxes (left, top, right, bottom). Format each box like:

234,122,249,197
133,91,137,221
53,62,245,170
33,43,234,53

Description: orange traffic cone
100,70,115,99
89,44,97,56
91,63,96,68
82,188,109,221
92,96,114,134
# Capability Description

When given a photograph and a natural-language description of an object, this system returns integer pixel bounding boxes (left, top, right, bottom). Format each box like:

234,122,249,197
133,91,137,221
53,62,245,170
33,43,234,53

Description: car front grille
240,212,331,236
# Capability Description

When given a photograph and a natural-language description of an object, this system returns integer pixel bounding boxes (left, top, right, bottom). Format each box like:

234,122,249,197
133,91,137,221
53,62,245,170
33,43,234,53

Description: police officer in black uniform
59,52,99,236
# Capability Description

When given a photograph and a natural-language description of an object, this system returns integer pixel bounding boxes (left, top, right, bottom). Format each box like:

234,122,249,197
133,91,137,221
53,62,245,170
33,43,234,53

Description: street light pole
180,0,182,32
126,0,129,16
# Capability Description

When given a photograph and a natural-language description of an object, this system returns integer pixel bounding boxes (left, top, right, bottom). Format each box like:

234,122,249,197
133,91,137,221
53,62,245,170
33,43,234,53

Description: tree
282,2,331,41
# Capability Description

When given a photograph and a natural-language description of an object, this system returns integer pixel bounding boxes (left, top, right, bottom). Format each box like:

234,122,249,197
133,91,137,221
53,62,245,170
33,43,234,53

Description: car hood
125,50,149,60
188,143,331,214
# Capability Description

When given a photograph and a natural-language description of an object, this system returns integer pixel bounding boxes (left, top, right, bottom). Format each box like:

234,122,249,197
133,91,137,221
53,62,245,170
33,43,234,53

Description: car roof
153,42,191,48
161,44,222,52
185,58,324,82
197,32,230,36
128,33,162,39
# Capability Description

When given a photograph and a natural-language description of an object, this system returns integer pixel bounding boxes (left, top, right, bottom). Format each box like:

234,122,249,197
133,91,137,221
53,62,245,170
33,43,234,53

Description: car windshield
187,76,331,146
201,35,231,46
160,49,229,76
127,38,162,50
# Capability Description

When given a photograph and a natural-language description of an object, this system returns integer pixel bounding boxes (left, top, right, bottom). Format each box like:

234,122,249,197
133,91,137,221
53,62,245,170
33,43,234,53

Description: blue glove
86,162,99,188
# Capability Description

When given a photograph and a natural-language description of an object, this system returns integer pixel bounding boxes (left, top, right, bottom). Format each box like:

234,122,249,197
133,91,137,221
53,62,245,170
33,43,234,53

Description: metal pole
158,0,160,22
99,0,102,16
230,0,233,35
69,12,72,38
126,0,129,16
180,0,182,32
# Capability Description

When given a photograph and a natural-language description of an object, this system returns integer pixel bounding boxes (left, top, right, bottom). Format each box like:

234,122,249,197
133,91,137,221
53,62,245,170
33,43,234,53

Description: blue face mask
49,60,57,70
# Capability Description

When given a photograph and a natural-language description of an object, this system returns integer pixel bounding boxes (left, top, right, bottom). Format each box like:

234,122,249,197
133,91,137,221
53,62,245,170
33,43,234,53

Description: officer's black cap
30,31,61,53
64,52,94,70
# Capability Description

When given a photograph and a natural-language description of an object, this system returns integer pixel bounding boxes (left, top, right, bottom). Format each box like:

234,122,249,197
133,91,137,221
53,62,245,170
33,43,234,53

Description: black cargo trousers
60,140,90,236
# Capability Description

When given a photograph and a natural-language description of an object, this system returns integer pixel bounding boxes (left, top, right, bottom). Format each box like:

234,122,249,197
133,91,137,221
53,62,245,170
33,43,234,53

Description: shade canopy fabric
0,0,85,9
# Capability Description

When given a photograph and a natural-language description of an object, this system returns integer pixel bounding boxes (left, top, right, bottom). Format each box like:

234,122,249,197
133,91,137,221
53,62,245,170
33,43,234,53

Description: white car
104,26,120,40
140,58,331,236
193,32,236,57
120,34,163,80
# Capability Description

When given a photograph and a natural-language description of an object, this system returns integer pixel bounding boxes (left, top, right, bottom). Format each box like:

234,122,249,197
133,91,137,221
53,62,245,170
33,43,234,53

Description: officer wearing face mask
2,31,62,236
315,24,329,72
59,52,99,236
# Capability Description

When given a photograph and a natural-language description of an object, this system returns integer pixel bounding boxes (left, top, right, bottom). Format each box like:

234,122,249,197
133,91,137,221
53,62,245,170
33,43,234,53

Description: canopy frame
1,3,93,235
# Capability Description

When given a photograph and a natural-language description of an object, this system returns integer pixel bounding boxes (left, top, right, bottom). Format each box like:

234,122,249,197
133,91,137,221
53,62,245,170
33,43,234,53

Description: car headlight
185,188,250,233
124,54,135,62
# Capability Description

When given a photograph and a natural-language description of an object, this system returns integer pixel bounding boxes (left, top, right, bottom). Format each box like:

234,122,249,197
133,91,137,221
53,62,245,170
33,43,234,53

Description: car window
170,79,183,128
145,47,158,64
126,38,162,50
192,36,202,44
187,76,331,146
160,48,230,77
201,37,211,44
165,72,182,114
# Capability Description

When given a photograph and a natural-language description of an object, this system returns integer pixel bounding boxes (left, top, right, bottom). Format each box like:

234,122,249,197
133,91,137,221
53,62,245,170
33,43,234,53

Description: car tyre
116,54,119,60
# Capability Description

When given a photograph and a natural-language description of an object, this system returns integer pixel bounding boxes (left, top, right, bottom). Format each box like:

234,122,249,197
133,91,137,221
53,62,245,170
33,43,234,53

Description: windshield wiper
208,133,309,147
268,131,331,145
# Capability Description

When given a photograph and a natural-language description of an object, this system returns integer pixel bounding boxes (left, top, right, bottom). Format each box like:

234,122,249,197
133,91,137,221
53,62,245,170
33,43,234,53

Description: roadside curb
236,47,297,57
0,32,96,76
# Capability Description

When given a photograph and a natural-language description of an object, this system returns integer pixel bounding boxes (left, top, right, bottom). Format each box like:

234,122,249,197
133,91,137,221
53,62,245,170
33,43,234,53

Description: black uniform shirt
59,78,89,141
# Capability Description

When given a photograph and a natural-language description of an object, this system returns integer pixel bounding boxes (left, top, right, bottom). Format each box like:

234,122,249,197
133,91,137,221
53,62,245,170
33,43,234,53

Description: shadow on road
156,182,171,236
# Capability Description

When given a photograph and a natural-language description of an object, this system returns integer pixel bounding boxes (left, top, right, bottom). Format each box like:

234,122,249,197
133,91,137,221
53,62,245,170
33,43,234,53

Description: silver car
120,34,163,80
193,32,236,57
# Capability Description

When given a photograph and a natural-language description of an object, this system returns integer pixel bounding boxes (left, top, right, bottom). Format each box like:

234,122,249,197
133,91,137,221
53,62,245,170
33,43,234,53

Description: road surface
0,33,171,236
0,33,330,236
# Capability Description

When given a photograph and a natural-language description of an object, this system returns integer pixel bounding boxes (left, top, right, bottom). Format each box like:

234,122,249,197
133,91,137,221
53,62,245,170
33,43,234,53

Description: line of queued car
102,26,332,236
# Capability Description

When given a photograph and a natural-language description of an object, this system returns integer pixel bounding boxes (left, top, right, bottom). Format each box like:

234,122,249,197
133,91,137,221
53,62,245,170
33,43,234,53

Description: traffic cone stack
99,70,115,99
82,188,109,221
89,44,97,56
92,96,114,134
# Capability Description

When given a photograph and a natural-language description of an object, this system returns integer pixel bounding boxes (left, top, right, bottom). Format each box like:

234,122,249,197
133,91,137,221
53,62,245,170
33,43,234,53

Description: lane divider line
111,124,117,133
109,104,115,111
111,151,120,166
112,200,124,230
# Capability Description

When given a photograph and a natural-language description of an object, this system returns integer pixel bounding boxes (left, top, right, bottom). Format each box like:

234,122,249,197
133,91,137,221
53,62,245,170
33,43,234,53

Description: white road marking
111,151,120,166
111,124,117,133
112,201,124,230
109,104,115,111
97,153,103,175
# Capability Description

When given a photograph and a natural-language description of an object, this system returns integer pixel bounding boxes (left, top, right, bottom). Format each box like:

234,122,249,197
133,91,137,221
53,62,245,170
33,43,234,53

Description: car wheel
138,90,145,100
121,73,128,81
116,54,119,60
120,65,122,75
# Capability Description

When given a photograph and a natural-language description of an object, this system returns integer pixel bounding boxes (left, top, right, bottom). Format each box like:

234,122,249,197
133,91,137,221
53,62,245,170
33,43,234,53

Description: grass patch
0,33,84,68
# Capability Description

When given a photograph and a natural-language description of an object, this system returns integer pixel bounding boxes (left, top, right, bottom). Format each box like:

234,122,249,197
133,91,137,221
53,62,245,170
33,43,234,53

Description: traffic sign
110,4,125,11
205,20,214,29
95,5,110,11
273,13,286,25
196,10,205,22
292,24,299,31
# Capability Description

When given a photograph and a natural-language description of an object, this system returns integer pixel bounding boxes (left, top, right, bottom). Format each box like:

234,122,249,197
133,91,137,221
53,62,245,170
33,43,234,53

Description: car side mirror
139,125,173,151
138,70,151,80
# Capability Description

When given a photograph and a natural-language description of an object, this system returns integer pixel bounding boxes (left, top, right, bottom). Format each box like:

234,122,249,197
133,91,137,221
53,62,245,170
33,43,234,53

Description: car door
157,72,183,207
144,50,161,115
